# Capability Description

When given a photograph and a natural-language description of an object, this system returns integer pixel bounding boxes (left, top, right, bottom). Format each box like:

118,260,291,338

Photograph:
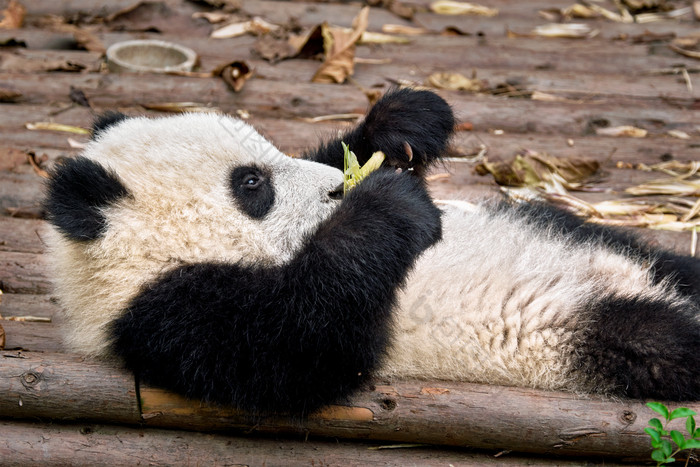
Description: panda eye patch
229,165,275,219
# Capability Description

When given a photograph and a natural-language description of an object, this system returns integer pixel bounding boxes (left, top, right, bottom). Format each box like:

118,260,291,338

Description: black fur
229,165,275,219
304,88,455,176
502,200,700,301
573,294,700,401
110,170,442,415
92,111,129,139
45,157,130,241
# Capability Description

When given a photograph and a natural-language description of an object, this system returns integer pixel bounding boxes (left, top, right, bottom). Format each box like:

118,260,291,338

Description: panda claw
404,141,413,162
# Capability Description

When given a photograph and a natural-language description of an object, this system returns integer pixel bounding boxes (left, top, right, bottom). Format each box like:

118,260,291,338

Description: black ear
92,111,128,139
44,157,130,241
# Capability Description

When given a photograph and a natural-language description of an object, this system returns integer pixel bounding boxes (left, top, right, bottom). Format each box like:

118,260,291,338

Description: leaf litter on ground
481,155,700,240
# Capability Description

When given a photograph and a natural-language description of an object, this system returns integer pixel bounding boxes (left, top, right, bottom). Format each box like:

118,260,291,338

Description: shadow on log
1,350,698,462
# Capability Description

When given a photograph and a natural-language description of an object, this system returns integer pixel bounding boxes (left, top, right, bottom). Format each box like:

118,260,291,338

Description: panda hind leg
573,293,700,401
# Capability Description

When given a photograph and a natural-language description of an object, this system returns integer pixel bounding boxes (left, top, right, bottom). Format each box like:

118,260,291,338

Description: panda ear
92,111,129,139
44,157,130,241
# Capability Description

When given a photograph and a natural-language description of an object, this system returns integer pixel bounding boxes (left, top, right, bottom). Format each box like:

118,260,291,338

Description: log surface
0,351,140,424
1,351,698,461
0,420,635,467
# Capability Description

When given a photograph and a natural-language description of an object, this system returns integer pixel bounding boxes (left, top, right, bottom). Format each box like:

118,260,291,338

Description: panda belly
380,203,664,392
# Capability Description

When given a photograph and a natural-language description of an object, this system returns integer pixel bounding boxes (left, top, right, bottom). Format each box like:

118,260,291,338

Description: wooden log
0,420,633,467
0,251,50,294
5,26,697,87
1,293,63,353
0,168,47,215
0,351,139,424
1,103,696,165
3,40,696,102
0,218,46,254
1,351,698,460
1,318,64,353
2,71,696,136
138,382,698,461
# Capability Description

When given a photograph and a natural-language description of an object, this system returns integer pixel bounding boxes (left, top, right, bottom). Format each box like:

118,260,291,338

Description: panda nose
328,183,344,200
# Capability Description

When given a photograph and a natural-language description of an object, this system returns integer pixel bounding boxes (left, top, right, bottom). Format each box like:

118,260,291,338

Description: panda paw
347,169,442,254
356,88,455,175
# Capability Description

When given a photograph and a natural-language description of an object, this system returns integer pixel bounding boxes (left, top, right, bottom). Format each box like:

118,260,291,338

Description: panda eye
229,165,275,219
242,173,261,189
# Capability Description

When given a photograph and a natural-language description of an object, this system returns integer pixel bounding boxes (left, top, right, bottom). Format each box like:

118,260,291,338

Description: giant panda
44,88,700,415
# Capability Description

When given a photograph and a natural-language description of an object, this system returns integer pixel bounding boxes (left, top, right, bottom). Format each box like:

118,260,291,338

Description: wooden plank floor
0,0,698,464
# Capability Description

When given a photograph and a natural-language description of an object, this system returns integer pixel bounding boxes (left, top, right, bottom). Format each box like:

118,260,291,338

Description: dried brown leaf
581,2,631,22
531,23,598,39
4,315,51,322
530,91,581,103
420,387,451,395
302,113,363,123
211,17,279,39
192,11,234,24
625,180,700,196
667,130,690,140
670,35,700,60
253,25,324,63
359,31,411,44
0,321,4,349
5,206,42,218
426,72,487,92
595,125,648,137
213,60,253,92
0,0,24,29
382,24,428,35
27,152,49,178
312,7,369,84
25,122,90,134
475,152,599,189
540,4,600,21
210,21,248,38
430,0,498,16
289,24,325,59
681,198,700,222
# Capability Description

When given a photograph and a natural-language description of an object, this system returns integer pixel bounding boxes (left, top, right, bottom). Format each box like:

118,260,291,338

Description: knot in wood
379,398,397,411
21,371,40,387
619,410,637,424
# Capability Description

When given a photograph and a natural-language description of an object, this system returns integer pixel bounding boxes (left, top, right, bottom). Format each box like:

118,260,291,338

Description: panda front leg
305,88,455,176
110,169,441,415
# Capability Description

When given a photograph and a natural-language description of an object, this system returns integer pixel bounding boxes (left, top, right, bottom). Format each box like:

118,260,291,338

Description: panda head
45,112,344,356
